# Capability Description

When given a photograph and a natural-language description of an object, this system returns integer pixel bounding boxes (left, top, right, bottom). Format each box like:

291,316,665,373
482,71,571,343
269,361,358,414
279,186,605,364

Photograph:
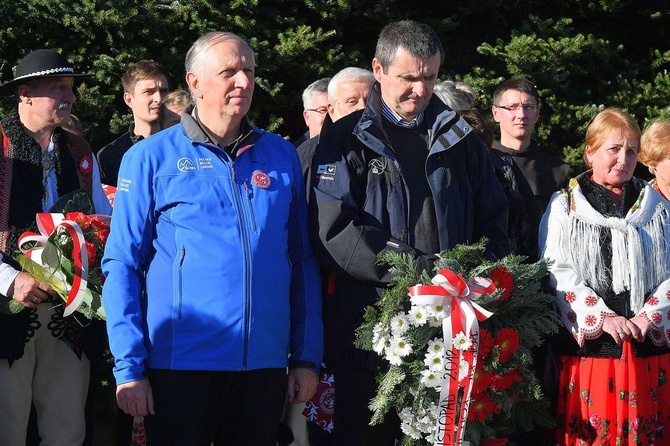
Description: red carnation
478,328,495,359
490,267,513,301
495,328,520,363
467,392,499,422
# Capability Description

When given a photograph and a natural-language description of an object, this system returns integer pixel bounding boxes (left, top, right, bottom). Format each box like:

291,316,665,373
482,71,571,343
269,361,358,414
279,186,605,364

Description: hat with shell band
0,49,91,95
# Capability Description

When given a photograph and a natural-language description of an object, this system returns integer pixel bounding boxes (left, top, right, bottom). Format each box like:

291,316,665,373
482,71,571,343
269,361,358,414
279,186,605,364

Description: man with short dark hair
102,31,322,445
490,77,569,260
491,77,569,212
310,20,508,444
97,60,169,186
0,48,112,445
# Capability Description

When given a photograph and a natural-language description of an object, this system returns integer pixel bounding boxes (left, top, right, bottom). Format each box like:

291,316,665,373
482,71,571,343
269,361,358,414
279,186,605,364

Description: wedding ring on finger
32,296,38,304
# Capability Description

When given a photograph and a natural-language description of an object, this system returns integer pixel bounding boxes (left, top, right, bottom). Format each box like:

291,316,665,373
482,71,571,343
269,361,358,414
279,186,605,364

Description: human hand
116,377,155,417
287,368,319,404
629,315,651,342
602,315,640,344
7,272,54,309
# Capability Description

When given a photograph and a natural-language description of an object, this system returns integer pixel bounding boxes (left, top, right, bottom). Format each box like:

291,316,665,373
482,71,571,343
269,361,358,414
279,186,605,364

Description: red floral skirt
555,343,670,445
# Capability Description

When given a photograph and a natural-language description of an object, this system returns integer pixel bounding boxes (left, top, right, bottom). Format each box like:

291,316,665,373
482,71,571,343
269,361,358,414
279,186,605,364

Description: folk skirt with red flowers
555,342,670,445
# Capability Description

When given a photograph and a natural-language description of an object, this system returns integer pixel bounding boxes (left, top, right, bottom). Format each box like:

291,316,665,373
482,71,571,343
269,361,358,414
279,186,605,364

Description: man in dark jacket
310,20,509,445
96,60,169,186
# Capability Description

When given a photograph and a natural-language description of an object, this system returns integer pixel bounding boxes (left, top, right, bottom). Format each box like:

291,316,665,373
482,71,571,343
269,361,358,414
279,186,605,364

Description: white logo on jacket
177,157,196,172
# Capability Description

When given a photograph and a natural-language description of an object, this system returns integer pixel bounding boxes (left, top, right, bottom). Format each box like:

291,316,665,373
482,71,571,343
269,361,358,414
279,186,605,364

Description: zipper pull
244,181,252,199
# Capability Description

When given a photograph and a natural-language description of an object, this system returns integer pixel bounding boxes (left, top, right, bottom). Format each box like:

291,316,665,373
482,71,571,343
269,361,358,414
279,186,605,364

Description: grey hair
327,67,375,103
185,31,255,78
301,77,331,109
433,80,477,111
374,20,444,72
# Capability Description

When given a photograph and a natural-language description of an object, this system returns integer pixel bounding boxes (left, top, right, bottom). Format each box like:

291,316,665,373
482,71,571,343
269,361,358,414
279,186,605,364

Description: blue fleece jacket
102,109,323,384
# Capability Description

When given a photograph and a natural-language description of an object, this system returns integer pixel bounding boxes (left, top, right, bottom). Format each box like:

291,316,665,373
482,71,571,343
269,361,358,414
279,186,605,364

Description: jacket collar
180,104,259,156
353,82,470,157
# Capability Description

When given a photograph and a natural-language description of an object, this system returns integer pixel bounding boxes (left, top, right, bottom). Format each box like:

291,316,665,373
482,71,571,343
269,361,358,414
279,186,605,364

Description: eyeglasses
306,107,328,115
495,104,539,112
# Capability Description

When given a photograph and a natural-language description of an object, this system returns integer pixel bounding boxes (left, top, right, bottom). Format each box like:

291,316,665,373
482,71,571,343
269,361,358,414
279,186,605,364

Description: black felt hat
0,49,91,95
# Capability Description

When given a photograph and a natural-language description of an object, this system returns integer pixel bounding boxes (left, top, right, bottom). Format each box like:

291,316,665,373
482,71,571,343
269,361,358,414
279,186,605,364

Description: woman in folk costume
638,120,670,201
539,108,670,445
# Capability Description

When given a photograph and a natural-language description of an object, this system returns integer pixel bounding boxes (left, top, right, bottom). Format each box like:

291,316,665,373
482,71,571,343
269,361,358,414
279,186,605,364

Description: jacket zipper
231,165,253,370
177,247,185,319
243,181,258,232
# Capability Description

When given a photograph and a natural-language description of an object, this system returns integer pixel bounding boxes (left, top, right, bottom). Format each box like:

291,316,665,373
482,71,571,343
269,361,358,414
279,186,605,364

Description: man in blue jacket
310,20,509,444
102,31,323,445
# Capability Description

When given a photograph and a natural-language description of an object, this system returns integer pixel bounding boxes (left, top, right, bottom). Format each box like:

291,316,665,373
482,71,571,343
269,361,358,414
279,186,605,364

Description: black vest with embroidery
0,109,94,361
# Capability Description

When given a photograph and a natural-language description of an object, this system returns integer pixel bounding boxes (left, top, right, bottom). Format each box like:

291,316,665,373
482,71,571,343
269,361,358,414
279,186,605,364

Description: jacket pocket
243,181,258,232
173,246,186,319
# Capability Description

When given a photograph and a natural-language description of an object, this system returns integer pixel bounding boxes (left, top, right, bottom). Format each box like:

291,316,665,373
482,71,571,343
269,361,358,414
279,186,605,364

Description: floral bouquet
354,241,561,445
10,190,109,320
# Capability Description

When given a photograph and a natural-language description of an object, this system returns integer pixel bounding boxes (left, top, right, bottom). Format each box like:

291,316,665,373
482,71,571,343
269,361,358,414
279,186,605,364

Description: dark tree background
0,0,668,174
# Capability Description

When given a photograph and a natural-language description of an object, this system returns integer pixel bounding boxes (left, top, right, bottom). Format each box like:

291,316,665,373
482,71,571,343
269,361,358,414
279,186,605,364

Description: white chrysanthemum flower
420,369,441,388
398,407,414,424
371,323,387,344
373,337,389,354
427,315,442,328
417,414,434,433
453,332,472,351
390,337,413,357
390,314,410,335
400,422,422,440
408,305,429,326
424,350,444,371
385,349,403,366
430,303,449,320
427,338,444,355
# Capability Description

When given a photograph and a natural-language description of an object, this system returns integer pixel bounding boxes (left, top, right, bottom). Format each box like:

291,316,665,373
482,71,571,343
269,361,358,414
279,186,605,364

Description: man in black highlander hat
0,49,112,445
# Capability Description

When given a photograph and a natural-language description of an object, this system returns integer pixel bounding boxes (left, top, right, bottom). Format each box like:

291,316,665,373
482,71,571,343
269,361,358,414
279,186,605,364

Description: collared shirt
188,106,253,159
380,100,424,128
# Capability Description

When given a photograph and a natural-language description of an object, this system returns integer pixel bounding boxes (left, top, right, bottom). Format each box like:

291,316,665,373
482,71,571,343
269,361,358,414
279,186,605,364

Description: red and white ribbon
18,213,89,317
408,269,495,446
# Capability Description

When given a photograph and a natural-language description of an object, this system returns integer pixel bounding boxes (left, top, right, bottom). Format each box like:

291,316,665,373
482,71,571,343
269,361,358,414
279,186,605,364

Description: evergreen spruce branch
369,366,406,425
504,310,562,347
509,396,555,430
354,306,379,351
436,238,488,272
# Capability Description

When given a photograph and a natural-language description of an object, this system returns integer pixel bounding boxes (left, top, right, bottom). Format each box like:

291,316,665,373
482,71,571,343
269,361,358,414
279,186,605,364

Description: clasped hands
602,314,651,345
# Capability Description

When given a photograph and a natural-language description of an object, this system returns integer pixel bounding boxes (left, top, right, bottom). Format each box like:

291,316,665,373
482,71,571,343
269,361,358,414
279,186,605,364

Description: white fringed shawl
567,182,670,313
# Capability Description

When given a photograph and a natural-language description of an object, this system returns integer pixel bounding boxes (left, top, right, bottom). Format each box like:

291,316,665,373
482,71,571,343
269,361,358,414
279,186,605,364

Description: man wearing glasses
491,77,569,213
294,77,331,147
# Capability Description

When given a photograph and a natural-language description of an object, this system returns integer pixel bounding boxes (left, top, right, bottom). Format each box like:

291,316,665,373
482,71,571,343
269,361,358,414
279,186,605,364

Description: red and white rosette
408,269,495,446
18,213,89,317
